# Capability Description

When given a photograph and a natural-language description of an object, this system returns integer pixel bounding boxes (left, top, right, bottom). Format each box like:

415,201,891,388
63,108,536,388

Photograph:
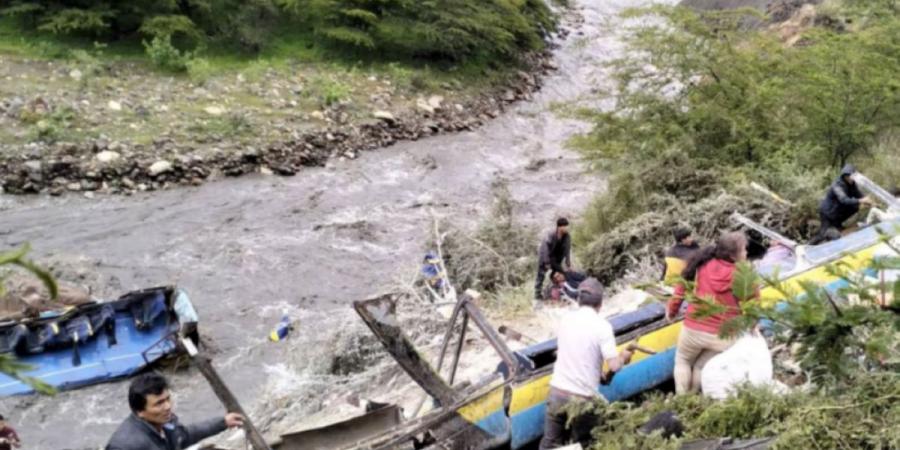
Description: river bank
0,20,570,196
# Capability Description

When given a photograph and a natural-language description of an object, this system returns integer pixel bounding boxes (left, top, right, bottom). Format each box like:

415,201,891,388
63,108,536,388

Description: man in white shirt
539,278,633,450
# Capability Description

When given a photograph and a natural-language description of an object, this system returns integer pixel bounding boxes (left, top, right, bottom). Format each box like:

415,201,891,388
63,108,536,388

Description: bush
575,371,900,450
308,75,351,107
3,0,558,63
283,0,557,62
571,3,900,283
26,106,76,143
440,181,536,293
143,35,193,72
858,132,900,191
577,5,900,170
574,243,900,449
186,57,215,83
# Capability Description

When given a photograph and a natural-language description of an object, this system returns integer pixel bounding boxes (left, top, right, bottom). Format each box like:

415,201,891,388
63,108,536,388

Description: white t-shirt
550,306,619,398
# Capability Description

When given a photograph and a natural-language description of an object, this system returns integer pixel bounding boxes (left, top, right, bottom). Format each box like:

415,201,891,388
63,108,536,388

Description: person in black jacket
106,372,244,450
810,164,873,245
534,218,572,301
662,227,701,285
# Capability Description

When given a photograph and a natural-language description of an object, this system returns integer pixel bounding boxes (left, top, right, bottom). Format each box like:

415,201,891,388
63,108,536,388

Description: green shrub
25,106,76,143
143,35,193,72
36,6,113,35
571,3,900,282
68,45,110,79
186,57,215,83
440,181,536,293
858,132,900,191
285,0,557,62
28,119,61,142
578,5,900,170
4,0,557,63
139,14,202,48
308,75,351,107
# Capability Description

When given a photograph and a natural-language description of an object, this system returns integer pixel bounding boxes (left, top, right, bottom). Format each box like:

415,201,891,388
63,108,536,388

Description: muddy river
0,1,671,448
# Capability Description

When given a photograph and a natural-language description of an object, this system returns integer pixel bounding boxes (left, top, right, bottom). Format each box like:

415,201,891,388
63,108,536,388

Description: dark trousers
534,264,549,299
810,212,843,245
538,388,599,450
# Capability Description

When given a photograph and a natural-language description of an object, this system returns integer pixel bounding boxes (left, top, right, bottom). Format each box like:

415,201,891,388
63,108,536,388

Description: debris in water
269,315,294,342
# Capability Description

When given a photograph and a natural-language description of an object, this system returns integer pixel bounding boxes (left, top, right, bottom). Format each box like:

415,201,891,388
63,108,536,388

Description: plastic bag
701,333,773,400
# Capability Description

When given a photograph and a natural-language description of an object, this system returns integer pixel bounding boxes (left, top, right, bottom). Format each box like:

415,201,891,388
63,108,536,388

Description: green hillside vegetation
0,0,558,71
572,1,900,282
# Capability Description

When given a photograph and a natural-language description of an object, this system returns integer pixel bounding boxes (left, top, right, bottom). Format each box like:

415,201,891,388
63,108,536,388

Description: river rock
107,100,122,111
69,69,82,81
310,111,325,121
204,106,226,116
67,182,81,191
95,150,121,164
372,110,396,123
149,160,173,176
427,95,444,110
416,98,434,114
23,160,42,173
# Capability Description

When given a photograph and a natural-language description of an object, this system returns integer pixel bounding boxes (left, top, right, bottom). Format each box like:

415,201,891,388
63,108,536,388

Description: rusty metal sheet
353,294,457,406
275,405,403,450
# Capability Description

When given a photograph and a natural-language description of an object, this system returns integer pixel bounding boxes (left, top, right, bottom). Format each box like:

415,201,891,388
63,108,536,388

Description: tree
575,5,900,170
790,22,900,167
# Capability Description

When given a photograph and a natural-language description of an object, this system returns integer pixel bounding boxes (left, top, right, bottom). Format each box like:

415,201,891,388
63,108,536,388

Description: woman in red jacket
666,231,752,394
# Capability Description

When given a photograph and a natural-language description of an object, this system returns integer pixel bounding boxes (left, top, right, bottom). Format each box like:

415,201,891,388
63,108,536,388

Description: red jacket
667,258,753,335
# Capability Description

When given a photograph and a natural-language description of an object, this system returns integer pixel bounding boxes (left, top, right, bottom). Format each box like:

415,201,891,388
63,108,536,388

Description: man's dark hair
673,227,692,243
0,414,5,421
577,278,604,307
128,372,169,412
557,217,569,227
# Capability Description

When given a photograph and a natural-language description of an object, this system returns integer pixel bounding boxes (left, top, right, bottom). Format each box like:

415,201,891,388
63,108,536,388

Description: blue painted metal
475,410,511,437
508,348,676,448
0,287,183,396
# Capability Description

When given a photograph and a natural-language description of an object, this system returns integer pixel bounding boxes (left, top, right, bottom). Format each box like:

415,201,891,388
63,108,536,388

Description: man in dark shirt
0,414,20,450
535,217,572,301
662,227,700,285
106,372,244,450
810,164,873,244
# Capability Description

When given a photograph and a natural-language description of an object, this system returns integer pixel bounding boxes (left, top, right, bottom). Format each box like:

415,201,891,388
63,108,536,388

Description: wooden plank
181,338,272,450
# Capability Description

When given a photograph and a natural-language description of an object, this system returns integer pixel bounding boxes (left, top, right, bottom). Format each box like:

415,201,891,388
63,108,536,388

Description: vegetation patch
0,0,558,65
440,181,536,294
569,246,900,449
571,1,900,283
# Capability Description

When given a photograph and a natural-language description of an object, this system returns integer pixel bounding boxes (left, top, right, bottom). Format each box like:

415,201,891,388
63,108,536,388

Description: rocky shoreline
0,50,561,197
